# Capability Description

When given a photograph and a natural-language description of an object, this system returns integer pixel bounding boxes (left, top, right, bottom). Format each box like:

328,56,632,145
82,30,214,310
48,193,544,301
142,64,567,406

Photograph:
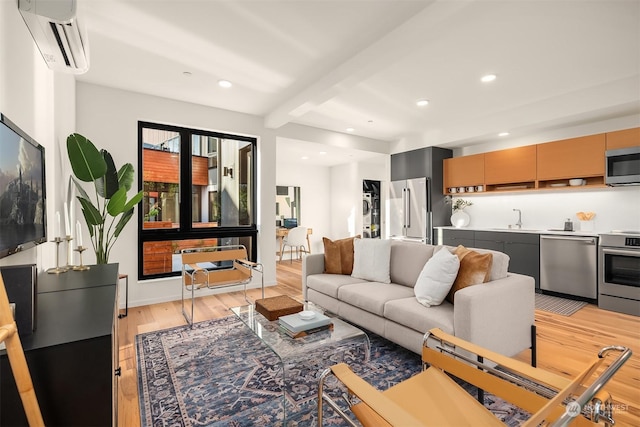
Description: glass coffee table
230,301,370,422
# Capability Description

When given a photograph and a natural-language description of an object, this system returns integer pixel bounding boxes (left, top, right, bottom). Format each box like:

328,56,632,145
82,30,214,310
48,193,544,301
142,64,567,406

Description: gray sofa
302,240,535,357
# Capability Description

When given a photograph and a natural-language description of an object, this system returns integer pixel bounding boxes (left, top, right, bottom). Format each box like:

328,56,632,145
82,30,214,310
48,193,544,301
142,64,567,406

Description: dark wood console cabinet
1,264,119,426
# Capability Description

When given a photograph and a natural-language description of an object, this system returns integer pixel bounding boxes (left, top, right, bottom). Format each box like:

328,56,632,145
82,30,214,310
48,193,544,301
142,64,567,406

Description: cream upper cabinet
606,127,640,150
536,134,605,180
484,145,536,185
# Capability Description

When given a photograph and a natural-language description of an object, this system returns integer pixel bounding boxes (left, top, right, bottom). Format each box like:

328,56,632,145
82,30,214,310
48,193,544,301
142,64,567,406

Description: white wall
275,152,388,256
451,186,640,233
456,114,640,157
276,161,331,255
75,82,389,308
0,1,75,271
329,157,388,239
75,82,277,307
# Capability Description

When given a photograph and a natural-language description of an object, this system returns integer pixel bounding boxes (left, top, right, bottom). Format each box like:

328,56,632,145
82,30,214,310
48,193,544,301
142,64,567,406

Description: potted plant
67,133,143,264
445,196,473,228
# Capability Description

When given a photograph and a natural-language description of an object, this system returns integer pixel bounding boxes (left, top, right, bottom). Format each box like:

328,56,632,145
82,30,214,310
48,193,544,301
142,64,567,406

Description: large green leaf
96,150,120,199
123,190,144,212
118,163,136,192
71,176,91,201
114,208,134,238
77,197,104,226
106,187,126,216
67,134,107,183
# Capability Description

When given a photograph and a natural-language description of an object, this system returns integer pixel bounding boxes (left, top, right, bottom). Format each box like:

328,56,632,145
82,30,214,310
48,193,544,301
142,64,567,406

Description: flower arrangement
446,196,473,212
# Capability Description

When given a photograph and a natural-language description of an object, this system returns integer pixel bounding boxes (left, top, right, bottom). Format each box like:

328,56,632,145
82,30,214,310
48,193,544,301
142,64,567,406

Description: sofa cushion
446,245,493,303
338,282,414,316
442,245,509,281
414,247,460,307
306,274,368,299
384,297,455,335
389,241,436,287
351,238,391,283
322,236,359,274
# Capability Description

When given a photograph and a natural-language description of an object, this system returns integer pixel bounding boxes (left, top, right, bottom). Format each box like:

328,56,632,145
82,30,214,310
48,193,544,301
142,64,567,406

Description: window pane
217,138,253,226
139,121,257,280
192,134,219,228
142,128,180,229
141,236,253,276
191,135,254,228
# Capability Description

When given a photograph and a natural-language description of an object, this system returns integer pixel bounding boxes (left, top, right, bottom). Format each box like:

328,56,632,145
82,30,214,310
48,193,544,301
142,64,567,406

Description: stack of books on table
278,311,333,338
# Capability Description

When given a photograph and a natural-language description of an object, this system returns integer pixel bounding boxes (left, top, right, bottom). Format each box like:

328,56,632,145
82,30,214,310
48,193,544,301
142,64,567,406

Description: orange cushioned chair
317,327,631,427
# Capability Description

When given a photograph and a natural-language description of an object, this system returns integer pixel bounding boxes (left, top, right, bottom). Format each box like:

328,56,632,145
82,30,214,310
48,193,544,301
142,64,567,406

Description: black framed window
138,122,257,280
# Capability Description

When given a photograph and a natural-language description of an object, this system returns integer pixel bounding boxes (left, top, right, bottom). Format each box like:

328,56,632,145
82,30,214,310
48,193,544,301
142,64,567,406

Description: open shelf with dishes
537,176,606,190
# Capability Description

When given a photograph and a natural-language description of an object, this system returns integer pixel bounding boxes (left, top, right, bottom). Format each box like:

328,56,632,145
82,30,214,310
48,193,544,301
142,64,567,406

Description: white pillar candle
70,199,75,238
76,220,83,247
56,211,61,238
63,202,71,236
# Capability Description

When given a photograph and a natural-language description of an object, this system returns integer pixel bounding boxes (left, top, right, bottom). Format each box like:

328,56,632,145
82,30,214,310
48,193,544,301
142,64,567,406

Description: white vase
451,210,470,228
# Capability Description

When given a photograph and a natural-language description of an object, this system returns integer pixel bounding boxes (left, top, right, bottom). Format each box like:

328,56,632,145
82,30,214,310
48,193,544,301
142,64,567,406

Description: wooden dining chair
318,327,631,427
0,273,44,426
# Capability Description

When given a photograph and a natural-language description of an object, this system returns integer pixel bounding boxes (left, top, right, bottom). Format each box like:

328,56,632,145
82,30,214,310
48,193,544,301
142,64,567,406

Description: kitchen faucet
513,209,522,229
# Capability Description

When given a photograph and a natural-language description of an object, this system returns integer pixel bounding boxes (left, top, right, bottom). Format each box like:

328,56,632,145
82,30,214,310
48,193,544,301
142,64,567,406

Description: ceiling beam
263,0,474,129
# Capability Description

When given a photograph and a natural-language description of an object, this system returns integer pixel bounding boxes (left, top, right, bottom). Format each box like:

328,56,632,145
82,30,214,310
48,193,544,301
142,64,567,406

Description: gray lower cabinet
439,229,475,248
439,229,540,290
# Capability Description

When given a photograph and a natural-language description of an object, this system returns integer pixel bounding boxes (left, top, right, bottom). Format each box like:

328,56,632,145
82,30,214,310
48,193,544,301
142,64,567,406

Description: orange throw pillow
323,236,359,275
446,245,493,303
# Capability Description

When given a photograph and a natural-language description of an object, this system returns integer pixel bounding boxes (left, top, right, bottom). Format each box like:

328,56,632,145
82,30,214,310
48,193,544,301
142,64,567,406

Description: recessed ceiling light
416,99,429,107
481,74,497,83
218,80,232,88
301,156,309,160
319,151,327,155
346,127,355,132
498,132,510,137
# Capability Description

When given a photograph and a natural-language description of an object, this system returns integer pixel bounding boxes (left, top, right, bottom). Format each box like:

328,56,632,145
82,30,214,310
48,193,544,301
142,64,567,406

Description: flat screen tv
0,113,47,259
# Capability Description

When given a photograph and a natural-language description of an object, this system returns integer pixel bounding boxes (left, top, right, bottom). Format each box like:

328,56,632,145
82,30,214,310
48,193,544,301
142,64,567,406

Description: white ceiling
76,0,640,166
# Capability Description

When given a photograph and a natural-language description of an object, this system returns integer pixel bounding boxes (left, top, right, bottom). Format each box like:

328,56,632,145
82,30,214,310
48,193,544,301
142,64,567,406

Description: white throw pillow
414,247,460,307
351,238,391,283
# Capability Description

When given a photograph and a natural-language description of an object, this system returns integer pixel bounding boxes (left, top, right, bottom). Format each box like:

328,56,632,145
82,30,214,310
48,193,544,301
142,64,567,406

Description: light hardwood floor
118,260,640,426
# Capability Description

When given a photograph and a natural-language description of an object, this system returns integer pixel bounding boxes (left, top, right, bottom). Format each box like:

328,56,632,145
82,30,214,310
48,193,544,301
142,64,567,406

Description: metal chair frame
181,245,264,326
318,327,631,427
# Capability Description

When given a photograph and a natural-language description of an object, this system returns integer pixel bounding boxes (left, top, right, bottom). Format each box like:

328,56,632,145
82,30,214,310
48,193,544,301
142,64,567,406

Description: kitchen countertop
435,225,600,237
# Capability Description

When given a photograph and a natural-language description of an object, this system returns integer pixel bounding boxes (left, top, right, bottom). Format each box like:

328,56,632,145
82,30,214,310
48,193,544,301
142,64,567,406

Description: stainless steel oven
599,231,640,316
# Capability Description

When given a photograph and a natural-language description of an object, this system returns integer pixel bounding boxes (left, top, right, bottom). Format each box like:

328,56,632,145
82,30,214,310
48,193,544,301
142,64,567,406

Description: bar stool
118,273,128,318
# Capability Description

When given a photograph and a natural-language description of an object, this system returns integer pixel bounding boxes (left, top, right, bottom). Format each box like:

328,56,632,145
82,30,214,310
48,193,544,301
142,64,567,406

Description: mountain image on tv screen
0,116,46,258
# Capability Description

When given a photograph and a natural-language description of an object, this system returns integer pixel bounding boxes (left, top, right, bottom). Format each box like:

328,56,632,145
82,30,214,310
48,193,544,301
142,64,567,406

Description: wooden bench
181,245,264,326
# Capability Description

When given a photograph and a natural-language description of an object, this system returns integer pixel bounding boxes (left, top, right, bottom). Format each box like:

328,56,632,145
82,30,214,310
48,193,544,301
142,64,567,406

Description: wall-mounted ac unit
18,0,89,74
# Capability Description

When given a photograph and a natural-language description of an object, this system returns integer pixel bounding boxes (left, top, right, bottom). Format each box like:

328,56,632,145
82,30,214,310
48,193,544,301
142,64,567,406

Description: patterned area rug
535,293,587,316
136,316,530,426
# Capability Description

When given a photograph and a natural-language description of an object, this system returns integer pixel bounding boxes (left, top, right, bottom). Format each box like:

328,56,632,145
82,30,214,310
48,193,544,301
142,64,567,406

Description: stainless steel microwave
606,146,640,186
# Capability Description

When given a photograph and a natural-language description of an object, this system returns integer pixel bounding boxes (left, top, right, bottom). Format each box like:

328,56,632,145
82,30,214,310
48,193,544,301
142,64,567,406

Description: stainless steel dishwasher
540,234,598,299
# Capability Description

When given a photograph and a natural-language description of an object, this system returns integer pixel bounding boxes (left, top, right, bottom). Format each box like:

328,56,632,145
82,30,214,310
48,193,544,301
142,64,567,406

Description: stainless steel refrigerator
389,177,432,243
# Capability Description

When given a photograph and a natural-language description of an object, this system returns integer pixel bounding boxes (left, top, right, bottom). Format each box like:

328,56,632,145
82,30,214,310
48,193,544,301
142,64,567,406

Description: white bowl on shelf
569,179,585,186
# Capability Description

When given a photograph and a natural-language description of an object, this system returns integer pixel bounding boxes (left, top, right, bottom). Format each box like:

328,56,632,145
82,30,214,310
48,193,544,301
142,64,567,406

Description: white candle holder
73,246,90,271
47,237,70,274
